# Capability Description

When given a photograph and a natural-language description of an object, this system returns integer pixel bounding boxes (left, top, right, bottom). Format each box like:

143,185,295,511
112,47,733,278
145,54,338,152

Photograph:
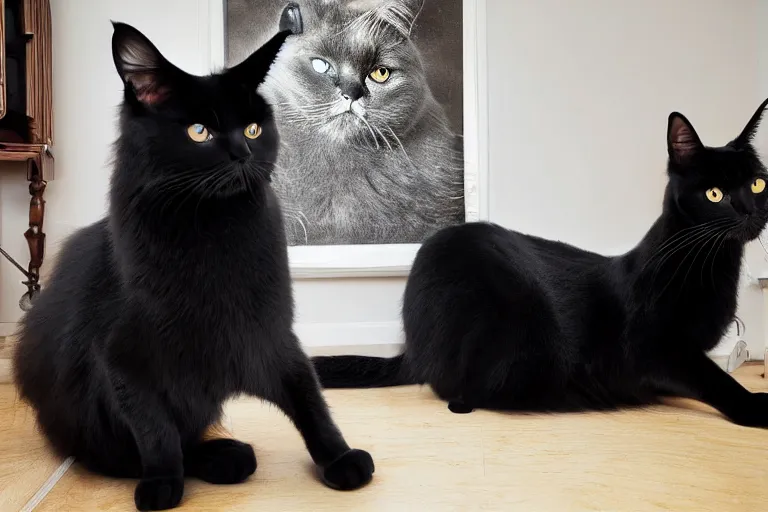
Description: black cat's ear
279,2,304,35
731,98,768,148
227,30,290,87
667,112,703,164
112,22,175,106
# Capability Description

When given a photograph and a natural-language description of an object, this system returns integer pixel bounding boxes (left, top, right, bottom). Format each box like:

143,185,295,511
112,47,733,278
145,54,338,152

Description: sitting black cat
13,22,373,511
314,99,768,427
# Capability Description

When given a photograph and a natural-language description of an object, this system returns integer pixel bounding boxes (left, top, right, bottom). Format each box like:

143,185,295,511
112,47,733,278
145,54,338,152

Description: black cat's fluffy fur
314,99,768,426
13,23,373,511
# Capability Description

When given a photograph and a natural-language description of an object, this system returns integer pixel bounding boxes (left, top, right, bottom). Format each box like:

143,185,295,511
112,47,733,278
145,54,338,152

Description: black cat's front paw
448,401,474,414
321,449,375,491
185,439,257,485
134,475,184,511
729,392,768,428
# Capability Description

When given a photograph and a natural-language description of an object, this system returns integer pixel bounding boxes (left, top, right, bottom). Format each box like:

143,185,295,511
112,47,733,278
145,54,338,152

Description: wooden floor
0,365,766,512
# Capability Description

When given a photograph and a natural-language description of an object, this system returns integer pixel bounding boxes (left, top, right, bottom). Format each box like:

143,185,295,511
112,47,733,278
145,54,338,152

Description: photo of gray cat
226,0,465,245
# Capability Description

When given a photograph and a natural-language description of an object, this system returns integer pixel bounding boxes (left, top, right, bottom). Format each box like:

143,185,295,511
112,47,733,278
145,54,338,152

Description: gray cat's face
264,0,429,147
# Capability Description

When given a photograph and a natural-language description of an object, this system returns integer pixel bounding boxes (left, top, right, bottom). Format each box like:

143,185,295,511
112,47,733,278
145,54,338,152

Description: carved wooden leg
22,158,46,310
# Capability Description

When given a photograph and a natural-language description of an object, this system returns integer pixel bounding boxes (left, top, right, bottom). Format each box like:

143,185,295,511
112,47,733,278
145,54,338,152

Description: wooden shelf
0,142,53,180
0,142,46,160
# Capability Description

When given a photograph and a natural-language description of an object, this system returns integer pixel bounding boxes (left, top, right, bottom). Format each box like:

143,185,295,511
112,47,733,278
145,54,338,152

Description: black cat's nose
228,137,251,160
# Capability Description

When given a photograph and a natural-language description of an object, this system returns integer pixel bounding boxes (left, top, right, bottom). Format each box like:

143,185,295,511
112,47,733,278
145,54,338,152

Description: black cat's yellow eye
705,187,723,203
244,123,262,140
187,124,211,143
751,178,766,194
369,67,391,83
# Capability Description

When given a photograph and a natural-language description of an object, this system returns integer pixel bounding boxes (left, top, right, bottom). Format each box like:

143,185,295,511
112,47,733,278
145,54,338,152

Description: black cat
13,22,373,511
314,99,768,427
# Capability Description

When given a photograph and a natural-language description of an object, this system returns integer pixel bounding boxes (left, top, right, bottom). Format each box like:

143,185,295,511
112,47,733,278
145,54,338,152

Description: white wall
0,163,29,333
0,0,765,356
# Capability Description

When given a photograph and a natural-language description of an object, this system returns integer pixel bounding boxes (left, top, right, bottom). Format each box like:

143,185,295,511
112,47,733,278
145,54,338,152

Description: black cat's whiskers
647,223,733,283
675,227,733,298
147,170,215,216
175,167,231,220
641,218,734,273
701,229,733,288
641,219,735,290
650,220,739,299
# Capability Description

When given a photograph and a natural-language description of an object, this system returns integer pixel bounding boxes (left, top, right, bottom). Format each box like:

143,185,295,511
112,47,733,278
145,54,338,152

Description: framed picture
205,0,488,277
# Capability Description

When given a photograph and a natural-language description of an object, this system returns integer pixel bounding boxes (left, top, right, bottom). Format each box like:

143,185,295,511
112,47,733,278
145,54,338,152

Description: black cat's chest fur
108,190,293,391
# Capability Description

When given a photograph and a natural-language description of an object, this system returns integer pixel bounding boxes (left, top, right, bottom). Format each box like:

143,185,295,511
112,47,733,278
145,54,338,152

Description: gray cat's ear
731,98,768,149
227,31,290,87
667,112,703,165
111,21,176,106
349,0,423,36
279,2,303,35
392,0,424,34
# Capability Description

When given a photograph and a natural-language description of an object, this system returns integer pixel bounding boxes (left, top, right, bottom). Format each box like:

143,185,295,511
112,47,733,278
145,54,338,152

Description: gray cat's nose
340,82,366,102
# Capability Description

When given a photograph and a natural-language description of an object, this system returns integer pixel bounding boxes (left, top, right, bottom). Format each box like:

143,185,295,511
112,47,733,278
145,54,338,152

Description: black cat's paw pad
321,449,375,491
186,439,257,485
134,476,184,511
448,401,474,414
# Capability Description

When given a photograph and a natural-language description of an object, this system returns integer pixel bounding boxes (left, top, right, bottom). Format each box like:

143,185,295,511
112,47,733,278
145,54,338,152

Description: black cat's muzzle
732,214,768,242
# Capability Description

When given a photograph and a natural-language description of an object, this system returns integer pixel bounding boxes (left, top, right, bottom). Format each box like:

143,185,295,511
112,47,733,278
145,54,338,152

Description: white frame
203,0,489,279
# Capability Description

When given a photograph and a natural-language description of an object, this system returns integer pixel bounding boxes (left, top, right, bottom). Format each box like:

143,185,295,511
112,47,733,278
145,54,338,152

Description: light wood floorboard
0,365,766,511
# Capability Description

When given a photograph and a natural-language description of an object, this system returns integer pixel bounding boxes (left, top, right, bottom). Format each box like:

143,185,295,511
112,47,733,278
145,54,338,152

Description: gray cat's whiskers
383,123,415,169
371,124,393,152
282,206,310,244
354,112,381,150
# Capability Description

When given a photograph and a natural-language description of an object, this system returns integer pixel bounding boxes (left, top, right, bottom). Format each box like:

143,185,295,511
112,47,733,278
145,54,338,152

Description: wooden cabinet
0,0,52,310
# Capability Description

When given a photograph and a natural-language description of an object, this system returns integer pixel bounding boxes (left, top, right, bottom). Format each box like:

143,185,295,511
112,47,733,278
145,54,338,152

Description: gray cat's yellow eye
187,124,211,143
244,123,262,140
369,67,390,83
705,187,723,203
311,58,330,74
751,178,766,194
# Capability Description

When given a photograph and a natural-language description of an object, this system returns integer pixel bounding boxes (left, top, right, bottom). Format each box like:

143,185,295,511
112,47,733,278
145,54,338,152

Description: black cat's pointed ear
111,21,175,106
279,2,304,35
732,97,768,148
227,30,290,87
667,112,703,164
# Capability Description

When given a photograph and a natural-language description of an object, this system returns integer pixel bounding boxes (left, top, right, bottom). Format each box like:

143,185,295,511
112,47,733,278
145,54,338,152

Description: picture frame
202,0,489,278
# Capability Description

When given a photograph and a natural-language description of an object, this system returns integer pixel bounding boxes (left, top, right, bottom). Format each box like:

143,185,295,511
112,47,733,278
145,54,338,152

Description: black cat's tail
311,354,415,389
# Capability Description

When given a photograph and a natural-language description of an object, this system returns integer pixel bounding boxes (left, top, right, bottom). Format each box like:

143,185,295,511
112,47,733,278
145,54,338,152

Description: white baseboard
294,320,403,348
